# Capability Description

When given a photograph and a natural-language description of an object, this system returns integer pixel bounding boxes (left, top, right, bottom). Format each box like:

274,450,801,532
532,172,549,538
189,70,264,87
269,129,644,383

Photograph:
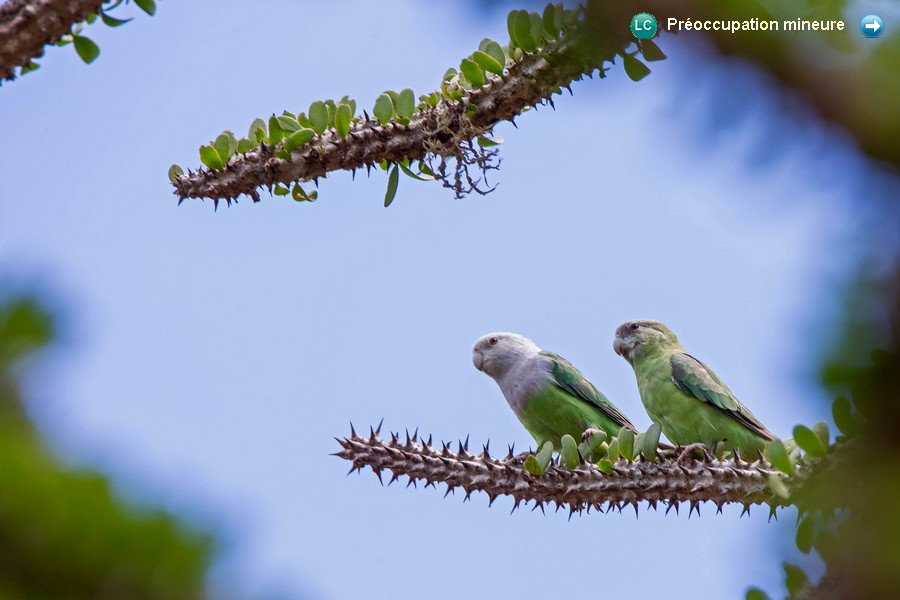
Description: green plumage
615,320,774,457
518,351,635,450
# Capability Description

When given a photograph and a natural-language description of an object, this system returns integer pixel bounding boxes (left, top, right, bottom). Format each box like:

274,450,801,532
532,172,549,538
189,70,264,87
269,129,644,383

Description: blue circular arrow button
860,14,884,38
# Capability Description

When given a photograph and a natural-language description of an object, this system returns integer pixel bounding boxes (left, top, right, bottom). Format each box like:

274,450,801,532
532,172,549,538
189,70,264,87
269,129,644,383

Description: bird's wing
540,351,636,431
670,353,774,441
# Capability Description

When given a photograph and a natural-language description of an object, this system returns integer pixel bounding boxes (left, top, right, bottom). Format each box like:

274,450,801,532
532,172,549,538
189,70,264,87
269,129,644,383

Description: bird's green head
613,320,679,364
472,332,540,380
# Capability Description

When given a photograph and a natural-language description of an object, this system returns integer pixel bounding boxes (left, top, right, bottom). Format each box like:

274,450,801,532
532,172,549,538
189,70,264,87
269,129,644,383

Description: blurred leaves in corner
0,296,215,600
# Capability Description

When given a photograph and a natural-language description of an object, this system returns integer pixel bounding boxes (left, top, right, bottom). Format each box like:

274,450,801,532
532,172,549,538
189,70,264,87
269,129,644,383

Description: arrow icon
860,14,884,38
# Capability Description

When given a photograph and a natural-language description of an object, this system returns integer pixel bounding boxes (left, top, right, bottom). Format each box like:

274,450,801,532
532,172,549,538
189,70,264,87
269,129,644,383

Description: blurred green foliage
0,297,215,600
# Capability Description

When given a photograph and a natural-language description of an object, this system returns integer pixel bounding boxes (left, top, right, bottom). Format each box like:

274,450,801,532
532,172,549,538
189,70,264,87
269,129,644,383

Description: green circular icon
631,13,658,39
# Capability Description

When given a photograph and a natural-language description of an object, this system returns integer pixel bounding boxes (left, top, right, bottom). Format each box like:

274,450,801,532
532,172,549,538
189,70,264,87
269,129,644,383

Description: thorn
689,501,700,519
405,428,411,445
375,418,384,436
716,502,724,515
510,499,521,515
412,427,418,443
345,465,359,476
741,504,751,518
768,506,778,522
443,485,455,499
349,421,358,439
507,444,515,459
488,494,497,507
406,477,417,489
373,469,383,486
464,434,470,451
427,433,433,447
388,472,401,486
390,431,399,444
464,490,472,502
510,117,518,129
632,502,639,518
369,426,376,442
531,502,545,514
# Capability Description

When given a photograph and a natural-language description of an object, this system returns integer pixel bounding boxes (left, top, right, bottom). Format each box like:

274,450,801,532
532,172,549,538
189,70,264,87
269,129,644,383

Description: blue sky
0,1,879,598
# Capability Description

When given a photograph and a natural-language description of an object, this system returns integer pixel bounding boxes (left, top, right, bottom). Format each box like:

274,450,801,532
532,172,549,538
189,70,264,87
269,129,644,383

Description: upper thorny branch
170,4,666,208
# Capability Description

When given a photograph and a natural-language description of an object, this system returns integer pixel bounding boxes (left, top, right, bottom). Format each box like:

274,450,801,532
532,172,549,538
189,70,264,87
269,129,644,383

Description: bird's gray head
472,332,540,380
613,320,679,364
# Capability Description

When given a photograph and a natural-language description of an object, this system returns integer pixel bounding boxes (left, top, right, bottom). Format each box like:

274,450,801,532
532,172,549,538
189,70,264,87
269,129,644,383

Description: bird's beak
613,336,625,358
472,349,484,372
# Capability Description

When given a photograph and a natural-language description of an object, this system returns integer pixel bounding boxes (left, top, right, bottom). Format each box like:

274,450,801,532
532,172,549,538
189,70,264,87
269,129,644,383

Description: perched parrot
472,332,635,450
613,320,774,457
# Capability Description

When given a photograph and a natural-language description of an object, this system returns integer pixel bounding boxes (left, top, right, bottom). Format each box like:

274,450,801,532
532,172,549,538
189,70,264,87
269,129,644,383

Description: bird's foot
581,428,604,444
676,443,713,464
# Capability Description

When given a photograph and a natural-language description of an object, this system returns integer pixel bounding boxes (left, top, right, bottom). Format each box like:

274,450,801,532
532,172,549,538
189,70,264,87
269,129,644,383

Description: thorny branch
0,0,104,81
335,424,841,517
172,14,633,206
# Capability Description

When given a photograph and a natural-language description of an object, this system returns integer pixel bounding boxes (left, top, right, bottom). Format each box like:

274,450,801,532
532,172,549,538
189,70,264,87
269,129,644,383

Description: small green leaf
133,0,156,16
167,164,184,183
442,67,458,82
832,396,858,436
459,58,485,88
643,422,662,462
20,61,40,75
596,459,614,474
309,101,328,135
335,103,352,138
783,564,809,596
510,10,536,52
267,115,283,145
623,55,651,81
483,40,505,67
297,112,312,129
384,164,400,207
472,50,503,75
291,183,312,201
524,455,544,476
373,93,394,126
476,135,503,147
395,88,415,119
765,439,794,475
418,161,435,177
606,438,619,461
793,425,827,458
398,162,433,181
560,434,579,470
273,184,289,196
795,515,814,554
284,128,316,152
100,12,132,26
542,3,561,38
248,118,266,144
199,145,224,170
213,132,235,163
324,99,336,129
529,12,544,45
641,39,667,61
276,115,301,133
236,138,251,153
812,421,830,447
73,36,100,64
768,474,789,498
745,588,771,600
536,441,554,469
616,427,635,461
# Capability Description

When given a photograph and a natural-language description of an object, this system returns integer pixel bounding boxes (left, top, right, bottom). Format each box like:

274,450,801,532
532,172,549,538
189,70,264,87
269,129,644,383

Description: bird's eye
630,322,640,331
489,337,498,346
